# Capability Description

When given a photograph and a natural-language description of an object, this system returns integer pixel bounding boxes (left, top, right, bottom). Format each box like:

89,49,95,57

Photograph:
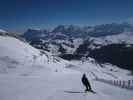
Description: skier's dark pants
82,74,92,92
85,83,92,91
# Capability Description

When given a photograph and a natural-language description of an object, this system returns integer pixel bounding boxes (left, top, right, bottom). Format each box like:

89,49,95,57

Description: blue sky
0,0,133,33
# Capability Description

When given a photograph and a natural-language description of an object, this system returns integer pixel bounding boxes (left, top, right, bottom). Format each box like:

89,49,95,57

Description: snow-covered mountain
0,29,8,36
52,23,133,37
0,36,72,74
90,32,133,45
0,29,7,33
23,23,133,55
23,28,49,41
22,23,133,72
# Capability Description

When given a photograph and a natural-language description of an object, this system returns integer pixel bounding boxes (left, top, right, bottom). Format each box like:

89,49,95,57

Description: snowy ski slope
0,36,133,100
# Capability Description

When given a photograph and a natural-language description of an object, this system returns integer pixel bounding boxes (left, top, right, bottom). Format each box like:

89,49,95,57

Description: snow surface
0,36,71,74
40,38,83,55
91,32,133,45
0,36,133,100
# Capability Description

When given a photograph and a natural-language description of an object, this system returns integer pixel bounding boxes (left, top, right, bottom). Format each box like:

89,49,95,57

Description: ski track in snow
0,73,133,100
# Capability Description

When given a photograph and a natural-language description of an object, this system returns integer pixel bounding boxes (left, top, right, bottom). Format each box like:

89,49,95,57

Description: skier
81,73,92,92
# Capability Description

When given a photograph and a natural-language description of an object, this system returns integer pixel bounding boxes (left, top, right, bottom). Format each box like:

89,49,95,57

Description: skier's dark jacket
82,74,90,86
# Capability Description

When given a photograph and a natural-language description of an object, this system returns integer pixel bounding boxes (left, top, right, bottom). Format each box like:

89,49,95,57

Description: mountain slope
22,23,133,72
90,32,133,45
0,36,71,74
23,23,133,55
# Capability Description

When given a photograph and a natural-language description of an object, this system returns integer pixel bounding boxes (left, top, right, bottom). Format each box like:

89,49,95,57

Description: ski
85,90,96,94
